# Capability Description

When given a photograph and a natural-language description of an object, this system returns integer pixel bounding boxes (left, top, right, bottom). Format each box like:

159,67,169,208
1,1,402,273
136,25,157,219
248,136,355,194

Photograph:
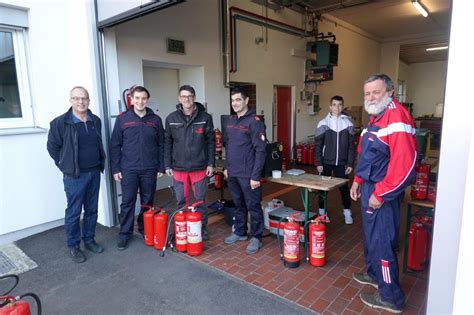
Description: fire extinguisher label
175,221,187,245
311,230,325,258
284,229,299,259
187,221,202,244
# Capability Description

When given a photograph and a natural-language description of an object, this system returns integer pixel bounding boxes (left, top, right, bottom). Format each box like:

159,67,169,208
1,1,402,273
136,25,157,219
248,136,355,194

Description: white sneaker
343,209,353,225
319,208,326,216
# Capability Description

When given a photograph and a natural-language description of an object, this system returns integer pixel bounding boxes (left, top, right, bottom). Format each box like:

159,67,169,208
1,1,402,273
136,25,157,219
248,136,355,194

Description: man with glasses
164,85,215,240
111,86,165,250
47,86,106,263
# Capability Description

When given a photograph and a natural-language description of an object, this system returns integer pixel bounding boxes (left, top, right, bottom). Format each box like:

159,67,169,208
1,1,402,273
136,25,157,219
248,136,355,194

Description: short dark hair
330,95,344,104
365,73,394,92
179,85,195,96
131,86,150,98
231,87,248,99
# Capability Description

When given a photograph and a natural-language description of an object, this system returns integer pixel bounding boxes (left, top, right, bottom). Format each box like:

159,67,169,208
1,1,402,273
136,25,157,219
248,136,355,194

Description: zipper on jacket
335,116,339,166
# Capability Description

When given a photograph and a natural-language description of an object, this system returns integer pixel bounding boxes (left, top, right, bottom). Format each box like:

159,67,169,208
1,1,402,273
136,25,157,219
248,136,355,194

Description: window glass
0,31,22,119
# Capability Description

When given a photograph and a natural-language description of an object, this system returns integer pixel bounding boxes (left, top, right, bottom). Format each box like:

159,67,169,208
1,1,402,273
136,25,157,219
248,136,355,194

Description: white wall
0,0,111,244
407,61,447,117
112,0,228,130
312,16,380,131
428,1,474,312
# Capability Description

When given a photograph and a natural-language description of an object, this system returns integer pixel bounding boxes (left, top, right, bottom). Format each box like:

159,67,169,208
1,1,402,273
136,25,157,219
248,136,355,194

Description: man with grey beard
350,74,417,313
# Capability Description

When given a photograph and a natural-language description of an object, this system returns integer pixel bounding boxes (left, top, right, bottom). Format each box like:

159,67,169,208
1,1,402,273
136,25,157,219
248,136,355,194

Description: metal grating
0,244,37,276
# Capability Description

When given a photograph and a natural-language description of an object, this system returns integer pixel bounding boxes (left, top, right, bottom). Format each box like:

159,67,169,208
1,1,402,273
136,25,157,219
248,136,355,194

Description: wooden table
267,172,349,221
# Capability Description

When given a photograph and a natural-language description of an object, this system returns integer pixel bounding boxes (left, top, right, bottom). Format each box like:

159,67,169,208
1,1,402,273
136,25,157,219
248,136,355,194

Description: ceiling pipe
228,6,308,73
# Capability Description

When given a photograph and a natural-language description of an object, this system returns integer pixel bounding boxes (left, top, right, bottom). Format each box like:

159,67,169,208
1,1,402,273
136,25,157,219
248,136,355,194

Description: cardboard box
345,106,363,128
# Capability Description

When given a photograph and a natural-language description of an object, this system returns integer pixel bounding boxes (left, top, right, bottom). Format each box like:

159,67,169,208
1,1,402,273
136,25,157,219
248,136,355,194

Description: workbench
267,172,349,222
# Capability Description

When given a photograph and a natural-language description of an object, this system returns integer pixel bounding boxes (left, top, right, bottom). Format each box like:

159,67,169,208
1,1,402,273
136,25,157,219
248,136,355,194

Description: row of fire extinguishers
0,274,41,315
407,214,433,271
294,143,315,166
142,201,205,257
276,214,330,268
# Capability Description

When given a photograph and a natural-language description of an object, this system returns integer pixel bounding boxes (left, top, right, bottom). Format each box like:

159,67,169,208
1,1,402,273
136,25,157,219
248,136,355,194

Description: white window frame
0,26,34,129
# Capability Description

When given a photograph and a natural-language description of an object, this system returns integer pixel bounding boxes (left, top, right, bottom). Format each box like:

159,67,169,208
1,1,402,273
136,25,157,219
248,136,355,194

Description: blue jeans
63,171,101,248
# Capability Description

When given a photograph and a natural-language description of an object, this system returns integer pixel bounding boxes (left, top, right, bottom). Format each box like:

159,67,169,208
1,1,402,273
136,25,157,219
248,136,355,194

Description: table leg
403,204,412,273
300,188,309,222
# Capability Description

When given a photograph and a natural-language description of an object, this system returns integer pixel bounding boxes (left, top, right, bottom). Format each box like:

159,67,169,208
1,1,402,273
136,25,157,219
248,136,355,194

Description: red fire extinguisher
0,293,42,315
122,85,137,111
153,210,169,252
411,162,430,200
295,144,303,164
214,171,223,190
306,215,330,267
407,217,431,271
186,202,203,256
174,210,187,252
143,206,156,246
215,128,223,156
301,145,308,165
278,216,301,268
0,275,42,315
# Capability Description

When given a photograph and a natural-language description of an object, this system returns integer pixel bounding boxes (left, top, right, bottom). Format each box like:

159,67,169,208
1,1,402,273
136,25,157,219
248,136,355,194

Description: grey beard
365,96,392,115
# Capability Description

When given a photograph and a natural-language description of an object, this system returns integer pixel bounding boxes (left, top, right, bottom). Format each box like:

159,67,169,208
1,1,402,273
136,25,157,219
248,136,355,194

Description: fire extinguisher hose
20,293,42,315
0,274,19,296
276,216,287,261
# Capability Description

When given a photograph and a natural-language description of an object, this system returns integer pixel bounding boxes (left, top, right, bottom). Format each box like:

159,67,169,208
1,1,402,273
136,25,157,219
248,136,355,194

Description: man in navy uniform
223,87,266,255
111,86,165,250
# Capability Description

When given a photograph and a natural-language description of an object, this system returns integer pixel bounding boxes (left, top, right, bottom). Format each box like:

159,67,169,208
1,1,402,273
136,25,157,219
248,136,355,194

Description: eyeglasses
71,97,90,102
179,95,194,99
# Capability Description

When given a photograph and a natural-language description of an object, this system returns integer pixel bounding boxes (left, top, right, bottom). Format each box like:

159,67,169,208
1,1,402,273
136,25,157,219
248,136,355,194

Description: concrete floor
12,225,314,315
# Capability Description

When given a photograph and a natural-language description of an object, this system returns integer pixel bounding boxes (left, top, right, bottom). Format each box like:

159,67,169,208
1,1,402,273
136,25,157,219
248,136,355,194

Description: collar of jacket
64,107,94,125
237,109,256,120
128,106,156,118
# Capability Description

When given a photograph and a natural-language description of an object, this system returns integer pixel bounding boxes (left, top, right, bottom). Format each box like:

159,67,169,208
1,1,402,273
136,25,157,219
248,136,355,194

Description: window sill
0,127,48,136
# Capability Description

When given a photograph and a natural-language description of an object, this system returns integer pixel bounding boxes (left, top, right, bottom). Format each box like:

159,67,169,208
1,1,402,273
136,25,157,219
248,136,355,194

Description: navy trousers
361,181,405,308
63,170,101,248
119,169,157,241
228,176,263,240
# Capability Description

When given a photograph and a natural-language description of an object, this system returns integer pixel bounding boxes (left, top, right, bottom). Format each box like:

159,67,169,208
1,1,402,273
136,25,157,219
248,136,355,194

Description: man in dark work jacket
223,87,266,255
111,86,164,251
47,86,106,263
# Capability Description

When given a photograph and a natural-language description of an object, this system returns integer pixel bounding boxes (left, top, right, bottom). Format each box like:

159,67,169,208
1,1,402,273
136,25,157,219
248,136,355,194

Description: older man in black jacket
47,86,106,263
164,85,215,240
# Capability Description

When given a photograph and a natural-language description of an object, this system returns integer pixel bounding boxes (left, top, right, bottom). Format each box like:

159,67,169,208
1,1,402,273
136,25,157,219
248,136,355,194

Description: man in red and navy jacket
111,86,164,250
350,74,417,313
223,87,266,255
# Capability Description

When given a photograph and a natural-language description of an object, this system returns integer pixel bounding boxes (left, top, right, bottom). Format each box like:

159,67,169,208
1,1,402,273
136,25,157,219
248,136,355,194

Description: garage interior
3,0,450,314
97,0,450,314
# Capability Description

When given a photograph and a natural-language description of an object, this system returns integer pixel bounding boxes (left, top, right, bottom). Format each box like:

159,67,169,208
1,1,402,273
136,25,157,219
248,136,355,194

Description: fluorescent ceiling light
426,46,449,51
412,0,428,17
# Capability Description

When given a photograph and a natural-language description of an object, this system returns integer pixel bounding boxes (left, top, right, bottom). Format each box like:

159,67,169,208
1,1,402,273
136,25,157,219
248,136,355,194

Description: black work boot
202,225,209,241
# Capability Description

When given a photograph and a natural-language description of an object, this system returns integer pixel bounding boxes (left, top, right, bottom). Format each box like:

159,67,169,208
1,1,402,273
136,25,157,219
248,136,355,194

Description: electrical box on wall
315,40,338,66
309,94,320,116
